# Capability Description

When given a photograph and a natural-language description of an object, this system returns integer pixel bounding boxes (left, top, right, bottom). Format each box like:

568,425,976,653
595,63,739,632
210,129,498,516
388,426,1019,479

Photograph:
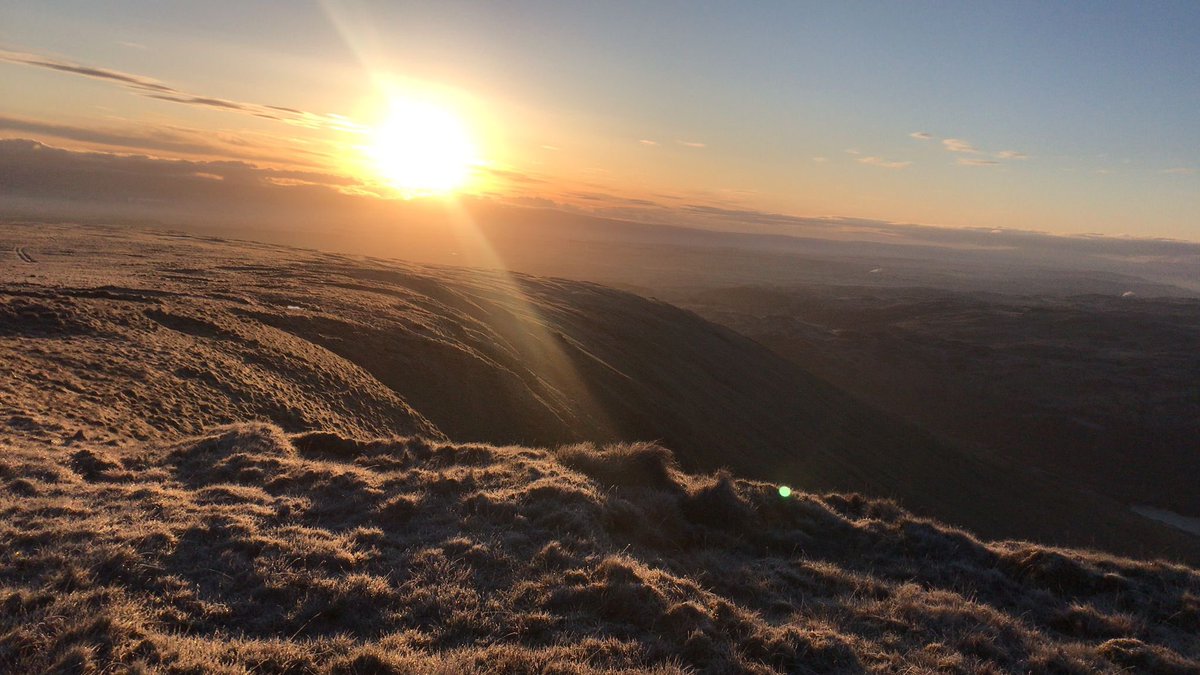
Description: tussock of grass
1,424,1197,673
556,442,681,490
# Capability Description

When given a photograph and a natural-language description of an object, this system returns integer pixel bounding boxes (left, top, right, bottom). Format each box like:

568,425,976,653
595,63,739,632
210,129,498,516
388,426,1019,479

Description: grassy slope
7,223,1200,564
0,222,1198,672
0,424,1197,673
3,223,1200,563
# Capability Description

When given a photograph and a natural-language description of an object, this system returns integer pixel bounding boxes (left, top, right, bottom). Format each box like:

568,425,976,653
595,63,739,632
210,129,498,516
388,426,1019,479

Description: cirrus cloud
858,156,912,169
957,158,1000,167
942,138,979,154
0,48,360,133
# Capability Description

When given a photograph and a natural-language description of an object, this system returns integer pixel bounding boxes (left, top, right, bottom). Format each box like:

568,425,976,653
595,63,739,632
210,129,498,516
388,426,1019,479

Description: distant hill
2,222,1199,568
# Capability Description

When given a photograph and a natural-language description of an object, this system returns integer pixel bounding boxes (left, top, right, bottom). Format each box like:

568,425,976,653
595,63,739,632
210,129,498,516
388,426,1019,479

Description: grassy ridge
1,424,1196,673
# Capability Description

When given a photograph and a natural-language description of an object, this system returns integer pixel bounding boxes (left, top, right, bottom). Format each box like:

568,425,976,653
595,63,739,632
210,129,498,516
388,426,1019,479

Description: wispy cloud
676,140,706,148
0,115,217,155
0,48,358,133
0,48,174,92
639,139,659,146
931,136,1028,163
942,138,978,154
0,138,356,194
145,94,248,111
1162,167,1196,175
909,131,933,140
562,190,657,207
812,156,828,163
858,156,911,169
481,166,548,185
0,114,319,166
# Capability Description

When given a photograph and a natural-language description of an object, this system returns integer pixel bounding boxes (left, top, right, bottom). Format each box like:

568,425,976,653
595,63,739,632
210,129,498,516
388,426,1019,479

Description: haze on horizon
2,1,1199,245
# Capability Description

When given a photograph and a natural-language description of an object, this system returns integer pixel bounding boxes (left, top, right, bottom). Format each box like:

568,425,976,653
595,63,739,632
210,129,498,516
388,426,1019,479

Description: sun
366,98,477,197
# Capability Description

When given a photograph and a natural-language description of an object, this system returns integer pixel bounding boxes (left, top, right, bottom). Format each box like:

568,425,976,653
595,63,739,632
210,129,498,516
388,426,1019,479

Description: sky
2,1,1199,241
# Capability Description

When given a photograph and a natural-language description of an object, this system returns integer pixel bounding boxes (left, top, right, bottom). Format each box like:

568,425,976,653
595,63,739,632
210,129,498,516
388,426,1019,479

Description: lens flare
778,485,792,498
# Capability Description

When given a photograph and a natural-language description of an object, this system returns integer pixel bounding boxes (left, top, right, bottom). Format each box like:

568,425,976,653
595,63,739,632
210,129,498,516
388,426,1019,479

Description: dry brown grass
1,424,1196,673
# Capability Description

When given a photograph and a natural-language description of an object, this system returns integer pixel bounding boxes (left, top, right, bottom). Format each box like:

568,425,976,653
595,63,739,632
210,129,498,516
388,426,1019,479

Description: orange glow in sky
0,3,1198,240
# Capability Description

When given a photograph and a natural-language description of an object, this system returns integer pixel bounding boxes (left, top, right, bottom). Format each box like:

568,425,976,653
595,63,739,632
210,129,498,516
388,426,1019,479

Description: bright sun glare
367,98,476,197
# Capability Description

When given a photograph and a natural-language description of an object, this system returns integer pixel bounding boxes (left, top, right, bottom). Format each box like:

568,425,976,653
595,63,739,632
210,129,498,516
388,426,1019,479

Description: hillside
677,284,1200,519
2,424,1198,673
3,222,1199,565
2,222,1200,672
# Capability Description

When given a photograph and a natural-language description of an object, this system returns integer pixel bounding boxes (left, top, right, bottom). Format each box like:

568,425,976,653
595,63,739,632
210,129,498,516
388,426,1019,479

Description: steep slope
0,275,442,445
1,222,905,474
3,222,1199,564
1,424,1197,673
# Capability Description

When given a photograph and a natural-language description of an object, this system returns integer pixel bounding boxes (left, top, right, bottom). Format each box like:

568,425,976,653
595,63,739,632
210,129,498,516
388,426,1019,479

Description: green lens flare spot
778,485,792,498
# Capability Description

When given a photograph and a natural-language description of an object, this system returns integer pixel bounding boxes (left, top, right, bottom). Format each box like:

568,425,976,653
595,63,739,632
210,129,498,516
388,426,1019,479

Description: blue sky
1,1,1198,239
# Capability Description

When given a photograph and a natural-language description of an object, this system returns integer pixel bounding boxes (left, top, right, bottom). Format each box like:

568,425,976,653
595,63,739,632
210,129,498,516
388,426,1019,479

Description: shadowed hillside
678,284,1200,518
1,423,1197,673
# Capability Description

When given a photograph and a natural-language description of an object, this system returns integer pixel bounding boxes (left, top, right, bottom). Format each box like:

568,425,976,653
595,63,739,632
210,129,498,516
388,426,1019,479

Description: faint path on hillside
1132,506,1200,537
